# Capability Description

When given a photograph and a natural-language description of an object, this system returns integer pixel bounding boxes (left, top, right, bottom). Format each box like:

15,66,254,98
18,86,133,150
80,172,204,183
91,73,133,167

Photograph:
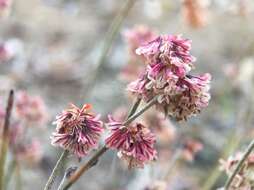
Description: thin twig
224,140,254,189
44,150,69,190
85,0,136,95
57,167,78,190
0,90,14,190
62,97,157,190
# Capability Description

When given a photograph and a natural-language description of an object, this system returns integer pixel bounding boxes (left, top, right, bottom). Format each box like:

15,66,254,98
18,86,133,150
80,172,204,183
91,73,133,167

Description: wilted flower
157,73,211,121
51,104,104,157
182,139,203,162
136,34,195,77
219,152,254,189
105,115,157,169
128,69,211,121
15,91,48,126
16,139,42,165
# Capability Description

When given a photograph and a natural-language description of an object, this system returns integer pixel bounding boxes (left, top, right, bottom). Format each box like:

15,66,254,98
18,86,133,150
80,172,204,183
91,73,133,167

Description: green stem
0,90,14,190
85,0,136,94
44,150,69,190
95,0,136,71
62,97,157,190
224,139,254,189
127,98,141,119
4,158,17,190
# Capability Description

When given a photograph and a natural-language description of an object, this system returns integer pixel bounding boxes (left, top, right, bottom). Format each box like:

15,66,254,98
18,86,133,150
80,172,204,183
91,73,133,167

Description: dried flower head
157,73,211,121
219,152,254,189
136,34,195,77
51,104,103,157
128,34,211,120
15,91,48,126
105,115,157,169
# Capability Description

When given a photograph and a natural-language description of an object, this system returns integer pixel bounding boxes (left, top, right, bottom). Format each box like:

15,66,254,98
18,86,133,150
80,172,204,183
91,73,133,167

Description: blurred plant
0,90,48,189
0,0,12,18
182,0,209,28
15,91,48,127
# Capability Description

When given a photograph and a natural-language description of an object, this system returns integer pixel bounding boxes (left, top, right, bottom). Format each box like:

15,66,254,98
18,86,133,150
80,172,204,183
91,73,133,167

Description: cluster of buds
219,152,254,189
128,34,211,121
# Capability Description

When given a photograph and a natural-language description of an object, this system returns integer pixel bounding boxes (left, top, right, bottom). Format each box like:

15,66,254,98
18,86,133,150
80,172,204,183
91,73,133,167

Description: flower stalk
44,150,69,190
0,90,14,190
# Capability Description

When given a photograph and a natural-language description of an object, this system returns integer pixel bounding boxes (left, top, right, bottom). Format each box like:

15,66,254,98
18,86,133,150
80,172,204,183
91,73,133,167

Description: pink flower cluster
105,115,157,169
128,34,211,120
51,104,103,157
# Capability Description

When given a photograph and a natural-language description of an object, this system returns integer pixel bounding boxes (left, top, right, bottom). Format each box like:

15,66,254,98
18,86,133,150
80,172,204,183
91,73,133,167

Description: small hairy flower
105,115,157,169
219,152,254,189
15,91,48,126
51,104,103,157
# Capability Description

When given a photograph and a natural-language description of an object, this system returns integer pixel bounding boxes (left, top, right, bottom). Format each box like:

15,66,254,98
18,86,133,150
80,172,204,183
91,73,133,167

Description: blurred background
1,0,254,189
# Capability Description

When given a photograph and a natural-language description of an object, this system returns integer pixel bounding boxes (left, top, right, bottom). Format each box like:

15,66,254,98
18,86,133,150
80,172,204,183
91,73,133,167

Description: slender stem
123,97,157,126
4,158,17,190
62,97,157,190
44,150,69,190
127,98,141,118
94,0,136,71
0,90,14,190
85,0,136,95
57,167,78,190
224,139,254,189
